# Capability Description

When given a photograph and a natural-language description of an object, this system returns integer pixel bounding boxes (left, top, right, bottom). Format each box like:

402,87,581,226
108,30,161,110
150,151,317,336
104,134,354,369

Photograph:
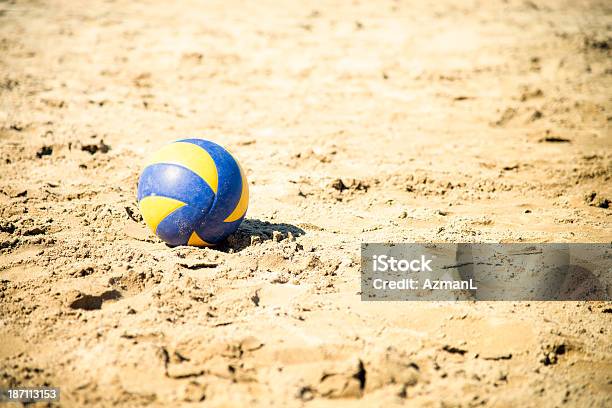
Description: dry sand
1,0,611,406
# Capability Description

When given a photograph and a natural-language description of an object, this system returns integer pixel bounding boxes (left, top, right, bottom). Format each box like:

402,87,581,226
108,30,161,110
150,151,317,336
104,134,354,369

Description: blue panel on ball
195,217,243,245
137,163,215,212
155,205,203,246
179,139,242,214
178,139,244,244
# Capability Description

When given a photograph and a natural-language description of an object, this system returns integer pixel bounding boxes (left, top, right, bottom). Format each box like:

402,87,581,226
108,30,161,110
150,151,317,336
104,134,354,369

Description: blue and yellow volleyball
137,139,249,246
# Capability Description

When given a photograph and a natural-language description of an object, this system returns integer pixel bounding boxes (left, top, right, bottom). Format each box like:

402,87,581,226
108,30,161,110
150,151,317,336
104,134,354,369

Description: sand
0,0,611,406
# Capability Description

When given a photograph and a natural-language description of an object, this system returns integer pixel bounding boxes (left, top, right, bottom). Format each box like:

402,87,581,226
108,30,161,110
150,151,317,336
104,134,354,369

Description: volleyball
137,139,248,246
